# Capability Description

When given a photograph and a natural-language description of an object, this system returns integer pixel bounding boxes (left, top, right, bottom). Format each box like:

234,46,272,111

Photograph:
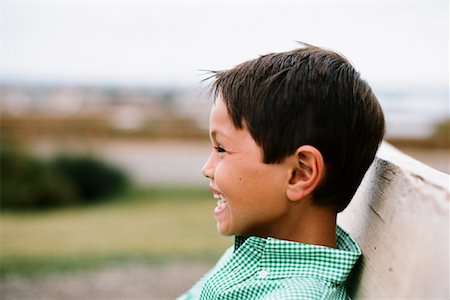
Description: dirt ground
0,262,213,300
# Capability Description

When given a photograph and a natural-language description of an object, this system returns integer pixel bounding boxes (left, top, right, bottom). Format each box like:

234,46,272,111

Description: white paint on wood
338,142,449,299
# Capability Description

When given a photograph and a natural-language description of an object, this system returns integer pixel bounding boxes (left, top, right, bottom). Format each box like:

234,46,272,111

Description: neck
265,198,338,248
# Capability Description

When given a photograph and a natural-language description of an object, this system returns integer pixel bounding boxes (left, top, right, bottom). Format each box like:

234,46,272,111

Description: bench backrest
338,142,449,298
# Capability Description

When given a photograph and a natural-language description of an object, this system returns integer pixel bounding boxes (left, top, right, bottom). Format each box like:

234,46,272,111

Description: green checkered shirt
177,226,361,299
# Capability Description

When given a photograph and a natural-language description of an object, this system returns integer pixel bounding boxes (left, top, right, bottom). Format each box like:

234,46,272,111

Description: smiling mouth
214,192,227,206
213,192,228,215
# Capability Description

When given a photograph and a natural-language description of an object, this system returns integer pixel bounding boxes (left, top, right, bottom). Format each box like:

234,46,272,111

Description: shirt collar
233,226,361,284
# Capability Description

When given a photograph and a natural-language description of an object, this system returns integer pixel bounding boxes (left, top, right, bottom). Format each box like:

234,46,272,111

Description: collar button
258,269,269,278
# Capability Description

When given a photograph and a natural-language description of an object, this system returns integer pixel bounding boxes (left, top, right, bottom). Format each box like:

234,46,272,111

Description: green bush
1,147,129,209
51,155,128,202
1,148,78,209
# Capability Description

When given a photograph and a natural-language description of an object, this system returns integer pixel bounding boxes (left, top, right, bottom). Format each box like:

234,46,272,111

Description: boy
178,43,385,299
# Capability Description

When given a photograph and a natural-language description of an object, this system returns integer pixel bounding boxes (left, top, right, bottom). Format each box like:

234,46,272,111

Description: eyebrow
210,130,219,141
210,130,227,142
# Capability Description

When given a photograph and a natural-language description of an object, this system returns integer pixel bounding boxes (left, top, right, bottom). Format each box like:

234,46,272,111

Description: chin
217,223,235,236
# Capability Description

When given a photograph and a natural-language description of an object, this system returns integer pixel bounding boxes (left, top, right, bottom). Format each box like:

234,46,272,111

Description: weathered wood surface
338,142,449,299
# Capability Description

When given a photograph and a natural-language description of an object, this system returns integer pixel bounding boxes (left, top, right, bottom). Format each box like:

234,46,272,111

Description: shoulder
261,277,349,300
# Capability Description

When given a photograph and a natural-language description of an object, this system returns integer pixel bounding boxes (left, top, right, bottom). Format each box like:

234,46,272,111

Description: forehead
209,94,257,151
209,95,234,134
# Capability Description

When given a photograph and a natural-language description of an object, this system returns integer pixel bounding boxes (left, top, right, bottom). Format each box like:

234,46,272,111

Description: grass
0,186,232,278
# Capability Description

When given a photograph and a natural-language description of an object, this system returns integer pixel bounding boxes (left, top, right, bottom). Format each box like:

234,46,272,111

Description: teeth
213,193,225,200
216,199,227,209
213,192,226,207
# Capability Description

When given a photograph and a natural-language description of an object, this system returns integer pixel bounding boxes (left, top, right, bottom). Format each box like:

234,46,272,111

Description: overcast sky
2,1,448,89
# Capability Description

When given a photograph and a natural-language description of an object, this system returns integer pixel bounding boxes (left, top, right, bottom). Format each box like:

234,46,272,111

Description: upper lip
209,183,222,195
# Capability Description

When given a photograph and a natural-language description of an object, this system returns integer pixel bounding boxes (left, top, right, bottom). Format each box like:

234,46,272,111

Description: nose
201,152,215,179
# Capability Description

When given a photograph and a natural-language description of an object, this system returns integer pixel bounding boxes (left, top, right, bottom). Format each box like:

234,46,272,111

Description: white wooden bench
338,142,449,299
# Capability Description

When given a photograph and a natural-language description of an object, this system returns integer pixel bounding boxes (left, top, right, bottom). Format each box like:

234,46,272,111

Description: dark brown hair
210,43,385,212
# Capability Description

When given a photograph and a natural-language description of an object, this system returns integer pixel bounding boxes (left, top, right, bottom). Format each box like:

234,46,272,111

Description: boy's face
202,95,293,237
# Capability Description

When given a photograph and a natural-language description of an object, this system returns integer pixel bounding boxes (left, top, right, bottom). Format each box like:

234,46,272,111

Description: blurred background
1,1,448,299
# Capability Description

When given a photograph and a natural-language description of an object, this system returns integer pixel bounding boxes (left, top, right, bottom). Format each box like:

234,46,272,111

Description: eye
214,145,226,153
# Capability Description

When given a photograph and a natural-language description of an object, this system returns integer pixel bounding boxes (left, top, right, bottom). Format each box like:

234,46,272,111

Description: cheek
245,166,287,200
214,163,239,189
214,159,286,202
214,162,249,196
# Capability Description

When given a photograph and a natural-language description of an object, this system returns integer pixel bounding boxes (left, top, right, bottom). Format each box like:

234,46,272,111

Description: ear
286,145,325,202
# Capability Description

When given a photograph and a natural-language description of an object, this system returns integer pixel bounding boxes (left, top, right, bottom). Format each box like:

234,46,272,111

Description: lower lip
214,202,227,217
